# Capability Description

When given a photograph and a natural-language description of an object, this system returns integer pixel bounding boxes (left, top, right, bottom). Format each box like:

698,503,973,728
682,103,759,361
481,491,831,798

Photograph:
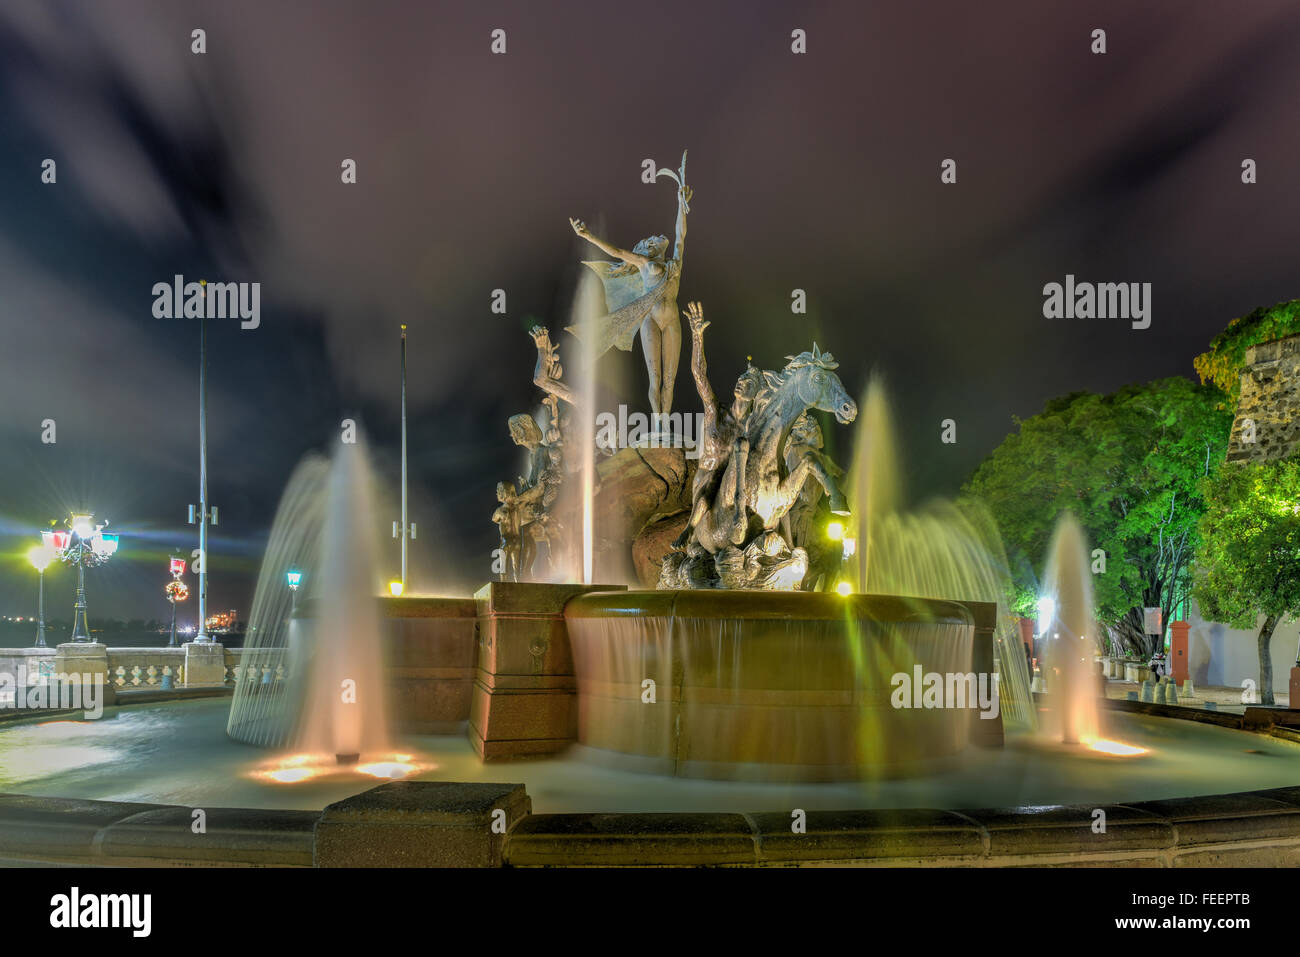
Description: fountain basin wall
382,597,478,733
566,590,1001,781
469,582,628,760
227,595,477,746
7,770,1300,867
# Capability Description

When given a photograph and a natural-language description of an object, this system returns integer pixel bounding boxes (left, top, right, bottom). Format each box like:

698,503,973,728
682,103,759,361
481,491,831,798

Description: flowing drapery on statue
568,150,690,415
571,259,682,356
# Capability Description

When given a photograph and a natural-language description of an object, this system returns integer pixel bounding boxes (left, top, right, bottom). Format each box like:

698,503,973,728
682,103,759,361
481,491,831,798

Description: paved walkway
1100,678,1289,713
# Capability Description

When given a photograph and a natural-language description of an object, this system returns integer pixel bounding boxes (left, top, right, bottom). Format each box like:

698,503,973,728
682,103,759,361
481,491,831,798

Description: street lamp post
286,569,302,617
47,513,119,643
391,324,416,592
26,543,55,649
188,312,219,643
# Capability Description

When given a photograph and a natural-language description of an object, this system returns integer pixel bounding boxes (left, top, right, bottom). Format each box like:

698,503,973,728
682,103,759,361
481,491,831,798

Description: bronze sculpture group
493,152,857,590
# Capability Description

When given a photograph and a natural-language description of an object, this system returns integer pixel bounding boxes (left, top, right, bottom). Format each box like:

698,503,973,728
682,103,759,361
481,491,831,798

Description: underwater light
1082,737,1148,756
388,580,404,597
356,761,416,780
264,767,315,783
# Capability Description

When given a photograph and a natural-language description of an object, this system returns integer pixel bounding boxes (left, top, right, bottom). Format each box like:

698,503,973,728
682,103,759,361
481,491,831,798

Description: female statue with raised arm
568,151,691,415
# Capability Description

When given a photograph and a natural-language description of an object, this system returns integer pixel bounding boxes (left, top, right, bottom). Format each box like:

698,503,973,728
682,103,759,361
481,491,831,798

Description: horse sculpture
662,309,856,590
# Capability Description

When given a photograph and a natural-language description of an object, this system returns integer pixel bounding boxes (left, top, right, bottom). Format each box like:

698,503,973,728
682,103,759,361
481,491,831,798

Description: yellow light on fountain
388,580,404,597
356,760,417,780
835,580,852,597
1081,737,1148,757
265,767,315,783
826,520,844,541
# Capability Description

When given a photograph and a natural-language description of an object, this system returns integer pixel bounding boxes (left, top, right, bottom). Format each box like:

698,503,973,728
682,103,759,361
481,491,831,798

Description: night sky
1,0,1298,623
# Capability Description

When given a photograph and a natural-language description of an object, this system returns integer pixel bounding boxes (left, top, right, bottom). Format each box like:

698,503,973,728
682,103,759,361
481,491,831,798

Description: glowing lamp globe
286,570,303,589
27,545,54,572
1037,595,1056,635
71,513,95,539
91,533,119,558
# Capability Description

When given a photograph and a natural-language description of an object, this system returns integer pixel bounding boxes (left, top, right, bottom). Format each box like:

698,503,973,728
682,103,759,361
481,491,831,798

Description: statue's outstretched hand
679,185,693,208
684,301,708,335
569,217,590,238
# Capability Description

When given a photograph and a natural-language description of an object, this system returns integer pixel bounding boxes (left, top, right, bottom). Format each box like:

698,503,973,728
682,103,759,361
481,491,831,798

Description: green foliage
1193,299,1300,404
962,378,1233,648
1194,458,1300,628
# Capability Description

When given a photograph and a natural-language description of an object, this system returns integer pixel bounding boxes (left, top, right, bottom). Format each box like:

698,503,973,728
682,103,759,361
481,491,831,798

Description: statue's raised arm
565,150,690,415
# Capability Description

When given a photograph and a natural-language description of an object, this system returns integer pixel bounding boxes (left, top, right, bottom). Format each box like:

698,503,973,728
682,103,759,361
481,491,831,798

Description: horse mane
750,343,839,419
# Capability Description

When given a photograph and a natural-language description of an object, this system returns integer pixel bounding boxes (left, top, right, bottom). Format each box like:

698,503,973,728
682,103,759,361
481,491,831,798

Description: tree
962,378,1232,657
1194,458,1300,706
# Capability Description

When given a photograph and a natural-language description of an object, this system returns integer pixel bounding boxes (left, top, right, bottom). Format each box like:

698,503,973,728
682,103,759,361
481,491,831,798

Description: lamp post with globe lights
166,557,190,648
26,542,56,648
46,513,119,643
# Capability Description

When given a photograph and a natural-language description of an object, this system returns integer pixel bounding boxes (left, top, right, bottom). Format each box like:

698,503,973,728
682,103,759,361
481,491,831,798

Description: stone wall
1228,333,1300,463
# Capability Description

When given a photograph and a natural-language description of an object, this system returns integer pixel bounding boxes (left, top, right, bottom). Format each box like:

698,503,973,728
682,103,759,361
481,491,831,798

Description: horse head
782,344,857,424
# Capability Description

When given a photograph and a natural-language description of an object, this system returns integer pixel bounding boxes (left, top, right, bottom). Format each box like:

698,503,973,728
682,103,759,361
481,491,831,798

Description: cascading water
574,269,602,586
567,590,980,781
1038,513,1101,746
847,380,1035,731
228,437,392,763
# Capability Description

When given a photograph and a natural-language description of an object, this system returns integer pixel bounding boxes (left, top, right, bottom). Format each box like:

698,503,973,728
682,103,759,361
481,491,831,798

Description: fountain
227,436,393,766
564,375,1031,780
12,149,1293,870
1037,513,1102,747
847,380,1036,731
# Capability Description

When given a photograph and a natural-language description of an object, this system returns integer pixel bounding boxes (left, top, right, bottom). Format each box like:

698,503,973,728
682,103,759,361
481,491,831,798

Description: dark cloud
1,0,1298,621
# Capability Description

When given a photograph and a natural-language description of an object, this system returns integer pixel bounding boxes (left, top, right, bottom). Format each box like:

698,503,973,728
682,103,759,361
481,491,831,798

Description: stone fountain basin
565,590,999,781
1,698,1300,866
